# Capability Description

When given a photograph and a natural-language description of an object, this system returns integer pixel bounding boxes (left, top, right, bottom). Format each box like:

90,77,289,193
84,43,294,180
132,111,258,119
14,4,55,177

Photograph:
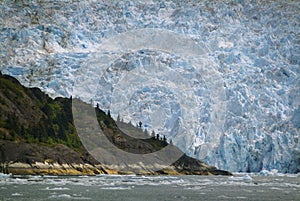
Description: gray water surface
0,173,299,201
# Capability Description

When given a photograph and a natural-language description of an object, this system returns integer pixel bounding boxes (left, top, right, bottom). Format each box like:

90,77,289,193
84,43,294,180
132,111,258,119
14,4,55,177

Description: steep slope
0,72,82,149
0,73,231,175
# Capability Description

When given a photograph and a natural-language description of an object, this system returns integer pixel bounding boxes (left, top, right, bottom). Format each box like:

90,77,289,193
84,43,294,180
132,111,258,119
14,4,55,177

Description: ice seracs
0,0,299,173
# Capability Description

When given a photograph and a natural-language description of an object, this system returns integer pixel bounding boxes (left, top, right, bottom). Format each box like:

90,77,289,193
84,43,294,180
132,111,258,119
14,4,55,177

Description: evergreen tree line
115,114,173,145
0,97,82,149
0,73,173,152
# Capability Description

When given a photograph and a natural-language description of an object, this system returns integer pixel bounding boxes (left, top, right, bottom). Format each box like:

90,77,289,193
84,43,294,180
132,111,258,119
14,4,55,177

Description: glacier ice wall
0,0,299,173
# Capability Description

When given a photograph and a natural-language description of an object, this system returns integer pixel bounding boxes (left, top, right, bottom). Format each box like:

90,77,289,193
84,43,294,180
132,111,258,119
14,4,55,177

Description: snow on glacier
0,0,299,173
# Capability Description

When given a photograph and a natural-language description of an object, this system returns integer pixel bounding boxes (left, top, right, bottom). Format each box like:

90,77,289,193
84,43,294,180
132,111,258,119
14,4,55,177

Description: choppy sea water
0,173,299,201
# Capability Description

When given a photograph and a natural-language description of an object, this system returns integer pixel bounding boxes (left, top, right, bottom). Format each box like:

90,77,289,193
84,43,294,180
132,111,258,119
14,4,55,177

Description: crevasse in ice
0,0,299,173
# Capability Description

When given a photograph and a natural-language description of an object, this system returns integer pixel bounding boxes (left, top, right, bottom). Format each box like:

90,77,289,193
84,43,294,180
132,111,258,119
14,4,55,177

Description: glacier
0,0,299,173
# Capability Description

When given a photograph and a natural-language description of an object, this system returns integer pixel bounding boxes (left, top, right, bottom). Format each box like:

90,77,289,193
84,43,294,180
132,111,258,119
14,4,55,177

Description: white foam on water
43,175,59,178
185,186,204,190
285,174,299,178
217,195,231,199
48,194,91,200
270,187,284,191
44,186,70,191
236,196,248,199
11,193,23,196
228,174,253,182
48,194,72,199
100,186,133,190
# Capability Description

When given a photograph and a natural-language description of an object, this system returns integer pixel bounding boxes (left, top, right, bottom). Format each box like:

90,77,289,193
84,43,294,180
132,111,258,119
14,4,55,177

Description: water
0,174,299,201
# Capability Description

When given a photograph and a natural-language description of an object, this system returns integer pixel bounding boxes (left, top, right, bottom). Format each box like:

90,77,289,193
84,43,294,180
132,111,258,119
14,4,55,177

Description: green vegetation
0,73,232,176
0,73,169,154
0,74,82,150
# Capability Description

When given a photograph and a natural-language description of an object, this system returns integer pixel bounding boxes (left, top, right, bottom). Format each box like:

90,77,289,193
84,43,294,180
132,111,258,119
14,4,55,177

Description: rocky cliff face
0,0,299,173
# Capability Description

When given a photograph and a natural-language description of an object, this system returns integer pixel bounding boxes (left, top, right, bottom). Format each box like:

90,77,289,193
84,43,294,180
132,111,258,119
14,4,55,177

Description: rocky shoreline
0,140,231,176
0,161,118,176
1,161,231,176
0,74,232,176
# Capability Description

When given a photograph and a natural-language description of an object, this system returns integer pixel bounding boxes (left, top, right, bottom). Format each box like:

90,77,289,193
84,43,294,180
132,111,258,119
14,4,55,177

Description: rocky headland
0,73,231,176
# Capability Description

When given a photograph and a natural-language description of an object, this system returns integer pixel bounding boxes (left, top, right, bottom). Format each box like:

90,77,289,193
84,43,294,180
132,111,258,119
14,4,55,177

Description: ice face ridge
0,0,299,173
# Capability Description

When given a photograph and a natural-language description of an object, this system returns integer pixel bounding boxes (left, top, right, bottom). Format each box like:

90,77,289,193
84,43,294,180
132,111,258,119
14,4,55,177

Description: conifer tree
151,130,155,138
156,134,160,140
